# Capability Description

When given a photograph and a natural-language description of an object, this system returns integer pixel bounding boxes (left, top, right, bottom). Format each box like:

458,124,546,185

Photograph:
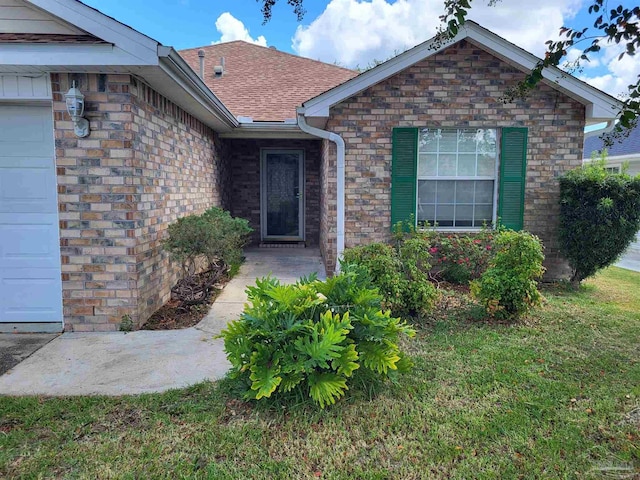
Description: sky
82,0,639,98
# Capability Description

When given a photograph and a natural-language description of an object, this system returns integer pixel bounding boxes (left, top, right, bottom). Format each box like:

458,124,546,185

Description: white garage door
0,104,63,329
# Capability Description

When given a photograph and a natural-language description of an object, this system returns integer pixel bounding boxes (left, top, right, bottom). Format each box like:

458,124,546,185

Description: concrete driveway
0,248,326,396
616,246,640,272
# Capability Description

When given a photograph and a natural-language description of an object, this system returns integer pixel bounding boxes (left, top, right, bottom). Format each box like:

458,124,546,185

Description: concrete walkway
0,248,325,396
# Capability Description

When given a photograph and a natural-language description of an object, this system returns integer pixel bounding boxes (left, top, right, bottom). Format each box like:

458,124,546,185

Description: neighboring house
584,124,640,250
584,122,640,176
0,0,619,333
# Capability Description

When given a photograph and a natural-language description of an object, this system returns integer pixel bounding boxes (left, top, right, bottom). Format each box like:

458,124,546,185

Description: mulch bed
141,269,232,331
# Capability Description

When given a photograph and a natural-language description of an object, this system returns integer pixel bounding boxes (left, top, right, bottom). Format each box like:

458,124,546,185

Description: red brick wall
322,40,585,279
226,138,321,246
53,73,229,331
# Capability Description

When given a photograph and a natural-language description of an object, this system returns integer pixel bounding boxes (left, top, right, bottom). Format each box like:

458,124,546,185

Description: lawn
1,268,639,479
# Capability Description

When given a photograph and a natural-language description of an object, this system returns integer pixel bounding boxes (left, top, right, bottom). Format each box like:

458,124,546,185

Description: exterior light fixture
65,81,89,137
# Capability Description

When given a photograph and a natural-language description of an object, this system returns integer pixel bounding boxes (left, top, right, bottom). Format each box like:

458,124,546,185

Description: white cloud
292,0,581,67
212,12,268,47
579,41,640,98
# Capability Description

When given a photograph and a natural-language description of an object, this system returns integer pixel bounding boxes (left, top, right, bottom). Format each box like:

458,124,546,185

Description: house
0,0,620,333
583,122,640,176
584,123,640,250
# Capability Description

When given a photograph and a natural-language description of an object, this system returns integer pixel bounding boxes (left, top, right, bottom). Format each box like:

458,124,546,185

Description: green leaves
331,343,360,377
308,373,348,409
219,271,415,408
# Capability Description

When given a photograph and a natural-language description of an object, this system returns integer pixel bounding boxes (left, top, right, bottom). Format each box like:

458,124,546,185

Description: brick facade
322,40,585,278
53,73,228,331
226,139,321,246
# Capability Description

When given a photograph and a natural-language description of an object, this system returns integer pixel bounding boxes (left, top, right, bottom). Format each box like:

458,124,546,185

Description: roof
179,41,358,122
300,21,622,124
584,123,640,159
0,33,106,44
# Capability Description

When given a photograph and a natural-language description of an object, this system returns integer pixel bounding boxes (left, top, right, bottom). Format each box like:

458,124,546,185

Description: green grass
1,267,639,479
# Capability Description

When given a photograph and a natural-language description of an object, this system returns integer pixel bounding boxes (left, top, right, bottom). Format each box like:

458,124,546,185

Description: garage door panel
0,104,61,326
0,105,53,156
1,271,62,323
0,215,61,269
0,158,57,213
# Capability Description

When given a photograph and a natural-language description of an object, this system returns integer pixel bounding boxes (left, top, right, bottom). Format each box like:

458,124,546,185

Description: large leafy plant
219,266,415,408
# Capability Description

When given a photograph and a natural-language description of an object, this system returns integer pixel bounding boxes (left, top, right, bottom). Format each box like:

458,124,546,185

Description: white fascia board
0,43,146,66
302,22,621,121
221,122,315,139
25,0,159,65
584,153,640,162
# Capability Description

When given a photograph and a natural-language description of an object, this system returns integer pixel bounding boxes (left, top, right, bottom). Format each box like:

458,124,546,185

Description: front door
261,150,304,241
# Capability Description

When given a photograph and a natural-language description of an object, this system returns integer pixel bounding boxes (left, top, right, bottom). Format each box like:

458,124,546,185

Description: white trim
220,122,312,139
583,153,640,163
0,43,148,67
301,21,621,122
260,149,305,242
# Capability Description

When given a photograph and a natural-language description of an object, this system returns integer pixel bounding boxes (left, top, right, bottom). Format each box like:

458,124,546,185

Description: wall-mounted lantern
65,81,90,137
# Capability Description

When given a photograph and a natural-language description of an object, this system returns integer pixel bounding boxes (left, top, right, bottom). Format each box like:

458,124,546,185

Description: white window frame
416,128,500,231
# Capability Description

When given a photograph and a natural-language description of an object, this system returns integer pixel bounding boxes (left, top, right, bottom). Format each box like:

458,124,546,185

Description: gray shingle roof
584,123,640,159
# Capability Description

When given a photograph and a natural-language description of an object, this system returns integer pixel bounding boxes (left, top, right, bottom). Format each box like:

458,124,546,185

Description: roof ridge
179,40,357,73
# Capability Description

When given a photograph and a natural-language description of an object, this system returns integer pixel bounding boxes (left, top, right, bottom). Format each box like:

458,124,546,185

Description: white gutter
296,110,346,273
584,120,616,139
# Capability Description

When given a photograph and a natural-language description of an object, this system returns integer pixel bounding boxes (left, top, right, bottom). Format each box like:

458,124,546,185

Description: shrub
163,207,252,275
342,241,437,317
470,230,545,320
559,160,640,284
418,228,495,284
219,266,415,408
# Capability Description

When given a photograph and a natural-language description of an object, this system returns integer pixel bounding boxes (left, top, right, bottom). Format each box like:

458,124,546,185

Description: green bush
342,241,438,317
163,207,252,274
418,228,495,284
559,160,640,284
470,230,545,320
219,266,415,408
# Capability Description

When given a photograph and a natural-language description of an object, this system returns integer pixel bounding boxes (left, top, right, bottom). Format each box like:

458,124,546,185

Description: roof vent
214,56,225,77
197,49,205,79
269,46,277,50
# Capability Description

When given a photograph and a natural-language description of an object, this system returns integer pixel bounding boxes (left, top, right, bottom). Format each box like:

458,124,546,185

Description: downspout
297,111,346,273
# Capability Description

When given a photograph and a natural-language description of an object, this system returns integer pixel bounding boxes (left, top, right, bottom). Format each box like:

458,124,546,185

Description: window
391,127,527,232
417,128,497,228
604,166,621,174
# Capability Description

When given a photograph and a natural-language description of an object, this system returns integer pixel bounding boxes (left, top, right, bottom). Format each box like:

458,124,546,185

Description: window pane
435,180,455,204
439,130,457,152
418,153,437,176
436,205,454,227
418,180,436,204
457,129,477,153
458,154,476,176
455,181,474,204
477,154,496,176
417,204,435,224
474,205,493,225
419,129,439,152
438,154,456,176
475,180,494,204
455,205,474,227
476,129,497,155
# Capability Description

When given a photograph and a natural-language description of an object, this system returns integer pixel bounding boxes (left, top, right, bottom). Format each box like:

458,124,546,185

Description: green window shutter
498,127,528,230
391,127,418,229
